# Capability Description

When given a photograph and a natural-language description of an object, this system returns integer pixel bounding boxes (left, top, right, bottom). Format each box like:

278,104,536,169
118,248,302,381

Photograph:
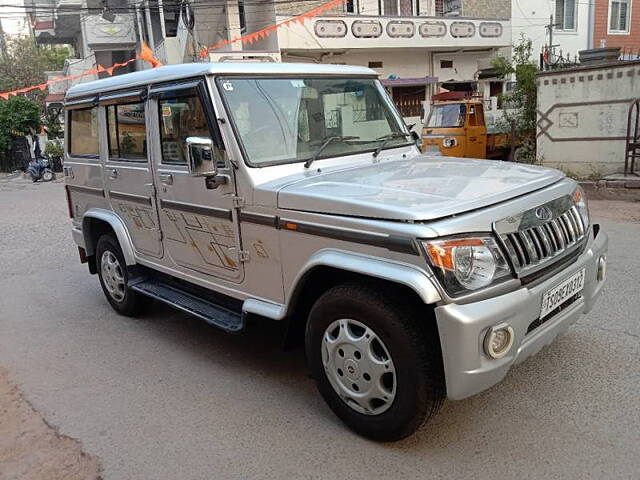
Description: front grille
498,205,586,276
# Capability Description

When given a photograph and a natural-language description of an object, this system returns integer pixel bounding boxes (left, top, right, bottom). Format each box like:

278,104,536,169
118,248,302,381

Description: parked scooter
26,155,55,182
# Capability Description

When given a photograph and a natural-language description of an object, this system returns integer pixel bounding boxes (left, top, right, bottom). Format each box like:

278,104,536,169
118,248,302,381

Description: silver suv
63,63,608,441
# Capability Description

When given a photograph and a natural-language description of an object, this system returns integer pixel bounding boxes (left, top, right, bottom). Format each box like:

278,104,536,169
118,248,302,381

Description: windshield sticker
290,80,305,88
222,81,234,91
161,105,172,117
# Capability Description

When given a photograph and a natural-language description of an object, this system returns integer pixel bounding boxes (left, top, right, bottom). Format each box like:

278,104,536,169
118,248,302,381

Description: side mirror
186,137,217,177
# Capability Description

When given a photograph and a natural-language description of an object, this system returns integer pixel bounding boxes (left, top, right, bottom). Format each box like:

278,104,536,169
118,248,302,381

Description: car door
148,79,244,283
465,103,487,159
102,91,163,258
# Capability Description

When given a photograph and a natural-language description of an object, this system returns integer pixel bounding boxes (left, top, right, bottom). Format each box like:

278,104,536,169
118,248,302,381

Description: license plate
540,268,585,319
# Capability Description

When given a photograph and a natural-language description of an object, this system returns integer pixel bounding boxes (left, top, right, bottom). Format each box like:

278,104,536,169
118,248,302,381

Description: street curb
580,180,640,202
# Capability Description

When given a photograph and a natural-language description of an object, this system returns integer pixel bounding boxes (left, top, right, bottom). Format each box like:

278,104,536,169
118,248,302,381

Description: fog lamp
597,255,607,282
484,324,514,359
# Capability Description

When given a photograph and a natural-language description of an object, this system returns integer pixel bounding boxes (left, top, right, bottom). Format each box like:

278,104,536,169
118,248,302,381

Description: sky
0,0,31,36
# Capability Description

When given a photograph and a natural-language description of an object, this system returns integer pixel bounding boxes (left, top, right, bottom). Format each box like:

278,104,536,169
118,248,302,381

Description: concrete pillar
243,0,279,52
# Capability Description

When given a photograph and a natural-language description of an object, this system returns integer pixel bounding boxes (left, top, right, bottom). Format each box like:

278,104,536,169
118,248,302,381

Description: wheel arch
82,209,136,267
282,250,441,349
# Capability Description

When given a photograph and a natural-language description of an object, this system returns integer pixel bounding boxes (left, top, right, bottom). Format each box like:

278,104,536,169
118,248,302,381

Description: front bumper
435,226,608,400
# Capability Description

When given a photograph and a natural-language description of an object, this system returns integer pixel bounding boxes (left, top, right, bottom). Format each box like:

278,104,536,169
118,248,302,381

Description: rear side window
69,107,99,156
158,95,220,166
106,102,147,160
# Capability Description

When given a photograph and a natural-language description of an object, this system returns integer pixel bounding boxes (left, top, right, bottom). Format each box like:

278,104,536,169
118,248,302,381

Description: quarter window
609,0,631,33
158,94,221,166
106,102,147,160
69,107,99,156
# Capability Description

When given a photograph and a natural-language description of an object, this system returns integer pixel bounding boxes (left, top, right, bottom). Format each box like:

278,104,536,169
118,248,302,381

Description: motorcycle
26,155,55,182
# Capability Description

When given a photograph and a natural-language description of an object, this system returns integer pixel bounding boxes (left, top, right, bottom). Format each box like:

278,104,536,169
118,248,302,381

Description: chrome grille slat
561,214,576,244
497,202,588,276
564,212,578,243
569,207,584,235
528,230,544,259
520,231,537,263
534,226,552,257
543,223,559,252
553,218,568,247
508,233,526,266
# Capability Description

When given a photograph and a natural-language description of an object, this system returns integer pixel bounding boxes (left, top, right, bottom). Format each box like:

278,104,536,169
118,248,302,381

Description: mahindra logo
535,206,552,221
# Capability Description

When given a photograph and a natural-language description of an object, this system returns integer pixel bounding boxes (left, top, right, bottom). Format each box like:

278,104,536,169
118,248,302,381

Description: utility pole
547,14,554,55
544,14,561,70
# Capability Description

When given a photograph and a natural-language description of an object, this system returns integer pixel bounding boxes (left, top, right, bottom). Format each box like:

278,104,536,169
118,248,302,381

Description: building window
435,0,462,16
555,0,577,30
440,59,453,68
392,86,425,118
344,0,358,13
68,107,99,157
106,103,147,161
381,0,413,16
368,61,383,68
238,0,246,34
609,0,631,33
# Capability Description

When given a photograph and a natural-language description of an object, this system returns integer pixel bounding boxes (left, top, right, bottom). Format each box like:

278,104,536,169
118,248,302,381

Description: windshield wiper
372,132,412,158
304,135,360,169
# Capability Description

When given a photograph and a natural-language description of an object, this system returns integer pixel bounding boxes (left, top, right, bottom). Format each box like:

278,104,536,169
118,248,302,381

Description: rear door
148,79,244,283
102,90,163,258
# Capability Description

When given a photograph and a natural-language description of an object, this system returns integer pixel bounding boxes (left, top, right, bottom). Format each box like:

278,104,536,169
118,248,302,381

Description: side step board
129,278,244,333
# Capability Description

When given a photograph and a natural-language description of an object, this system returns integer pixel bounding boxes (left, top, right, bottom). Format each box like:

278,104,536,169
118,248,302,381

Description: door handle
108,169,118,180
158,173,173,185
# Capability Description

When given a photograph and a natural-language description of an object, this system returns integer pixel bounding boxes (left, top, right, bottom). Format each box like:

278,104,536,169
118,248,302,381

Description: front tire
96,234,150,317
305,282,445,441
42,169,54,182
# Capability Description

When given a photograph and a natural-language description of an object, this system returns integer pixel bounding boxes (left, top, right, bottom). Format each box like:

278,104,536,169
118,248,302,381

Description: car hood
277,156,565,221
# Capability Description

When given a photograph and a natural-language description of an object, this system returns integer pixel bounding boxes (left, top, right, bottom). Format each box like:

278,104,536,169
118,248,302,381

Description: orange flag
140,42,163,68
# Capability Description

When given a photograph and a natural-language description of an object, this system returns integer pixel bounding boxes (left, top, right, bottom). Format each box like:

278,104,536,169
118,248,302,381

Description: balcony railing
276,14,510,50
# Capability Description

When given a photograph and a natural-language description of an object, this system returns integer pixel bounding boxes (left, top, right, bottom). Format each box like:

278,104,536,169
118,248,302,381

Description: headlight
422,236,512,296
572,185,590,231
442,137,457,148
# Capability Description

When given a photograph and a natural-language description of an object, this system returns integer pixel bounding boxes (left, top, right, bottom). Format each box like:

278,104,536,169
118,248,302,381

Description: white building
27,0,513,124
511,0,594,65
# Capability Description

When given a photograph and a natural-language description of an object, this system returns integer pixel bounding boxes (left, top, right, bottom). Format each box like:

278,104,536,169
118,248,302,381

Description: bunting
0,43,161,100
0,0,344,100
199,0,345,58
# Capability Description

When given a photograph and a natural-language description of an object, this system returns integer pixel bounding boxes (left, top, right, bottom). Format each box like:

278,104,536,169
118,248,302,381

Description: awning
44,93,65,104
381,76,438,87
440,81,476,92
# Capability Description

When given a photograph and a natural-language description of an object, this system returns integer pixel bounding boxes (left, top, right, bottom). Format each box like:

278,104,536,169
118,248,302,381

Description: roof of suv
65,62,378,100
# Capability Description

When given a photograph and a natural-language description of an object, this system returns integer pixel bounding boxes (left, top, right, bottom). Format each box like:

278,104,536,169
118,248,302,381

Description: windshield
218,77,409,166
427,104,466,128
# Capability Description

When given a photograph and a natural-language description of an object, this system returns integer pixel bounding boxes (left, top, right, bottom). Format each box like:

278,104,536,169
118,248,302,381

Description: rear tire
96,234,151,317
305,282,445,441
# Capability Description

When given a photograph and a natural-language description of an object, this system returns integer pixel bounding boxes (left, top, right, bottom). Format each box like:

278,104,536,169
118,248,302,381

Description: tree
44,106,63,139
492,35,538,163
0,37,71,102
0,96,41,170
39,45,71,71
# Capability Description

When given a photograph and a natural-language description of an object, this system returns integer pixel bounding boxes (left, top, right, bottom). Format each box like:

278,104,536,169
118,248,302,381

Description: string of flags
199,0,345,58
0,43,161,100
0,0,344,101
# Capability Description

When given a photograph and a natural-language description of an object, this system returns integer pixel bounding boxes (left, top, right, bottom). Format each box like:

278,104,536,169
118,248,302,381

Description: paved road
0,179,638,480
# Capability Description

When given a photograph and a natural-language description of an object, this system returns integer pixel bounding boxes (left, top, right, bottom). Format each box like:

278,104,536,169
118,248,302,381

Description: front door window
152,84,244,283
